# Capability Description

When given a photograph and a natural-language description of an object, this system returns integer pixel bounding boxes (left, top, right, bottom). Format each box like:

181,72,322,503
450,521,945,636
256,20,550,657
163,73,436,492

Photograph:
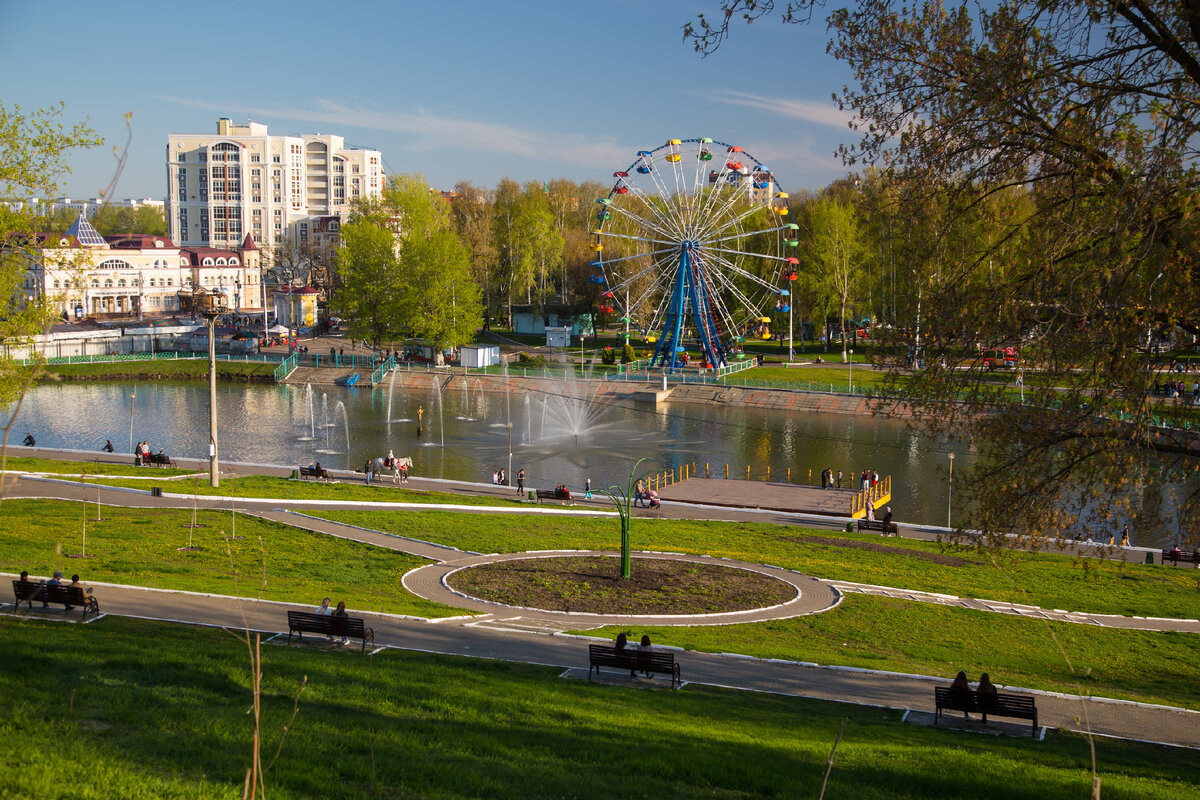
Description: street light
849,348,854,393
506,422,513,488
128,392,135,454
180,286,229,487
1146,271,1165,352
947,453,955,529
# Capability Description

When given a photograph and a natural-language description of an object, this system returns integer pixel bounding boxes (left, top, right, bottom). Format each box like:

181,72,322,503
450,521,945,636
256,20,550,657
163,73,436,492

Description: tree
397,229,483,359
450,182,497,326
91,204,166,235
803,197,865,361
687,2,1200,543
0,102,101,496
336,202,402,345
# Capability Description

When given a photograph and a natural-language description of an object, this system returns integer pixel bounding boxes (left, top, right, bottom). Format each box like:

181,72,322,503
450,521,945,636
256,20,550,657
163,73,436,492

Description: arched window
104,279,113,288
91,279,99,287
167,278,174,287
52,280,60,289
149,278,156,287
216,257,227,266
99,259,132,270
230,256,240,265
63,280,70,289
117,279,126,287
202,257,214,266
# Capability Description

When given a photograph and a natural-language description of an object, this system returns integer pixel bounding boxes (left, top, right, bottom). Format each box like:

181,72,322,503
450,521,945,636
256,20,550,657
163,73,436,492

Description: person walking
516,469,525,495
585,477,593,500
1121,524,1131,547
836,470,843,489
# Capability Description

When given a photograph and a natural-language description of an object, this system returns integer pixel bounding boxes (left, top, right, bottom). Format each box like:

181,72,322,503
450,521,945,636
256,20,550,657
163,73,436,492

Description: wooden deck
656,478,880,517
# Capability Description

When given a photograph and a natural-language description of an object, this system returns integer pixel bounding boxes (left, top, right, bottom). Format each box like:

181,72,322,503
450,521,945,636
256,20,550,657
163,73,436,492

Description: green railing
369,355,395,386
273,353,299,382
17,351,286,367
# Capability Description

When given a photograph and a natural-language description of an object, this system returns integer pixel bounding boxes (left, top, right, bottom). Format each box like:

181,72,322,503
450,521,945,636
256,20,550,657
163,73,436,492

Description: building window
167,278,173,287
272,155,281,163
178,152,186,162
52,280,59,289
251,154,261,163
104,279,113,288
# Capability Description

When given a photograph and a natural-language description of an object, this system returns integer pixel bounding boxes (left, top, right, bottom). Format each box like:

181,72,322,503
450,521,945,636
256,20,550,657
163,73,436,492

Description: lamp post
849,348,854,393
181,286,229,487
128,392,135,454
947,453,955,529
506,421,513,488
1146,271,1165,352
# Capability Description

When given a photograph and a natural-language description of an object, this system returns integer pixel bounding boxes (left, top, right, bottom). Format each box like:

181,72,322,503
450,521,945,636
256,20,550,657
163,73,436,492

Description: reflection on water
13,379,972,527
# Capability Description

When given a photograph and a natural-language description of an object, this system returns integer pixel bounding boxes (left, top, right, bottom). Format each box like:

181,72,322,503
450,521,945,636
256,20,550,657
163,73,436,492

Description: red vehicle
981,346,1019,369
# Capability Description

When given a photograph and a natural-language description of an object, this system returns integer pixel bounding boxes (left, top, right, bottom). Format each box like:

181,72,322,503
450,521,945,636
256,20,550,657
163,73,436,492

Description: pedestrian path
2,578,1196,749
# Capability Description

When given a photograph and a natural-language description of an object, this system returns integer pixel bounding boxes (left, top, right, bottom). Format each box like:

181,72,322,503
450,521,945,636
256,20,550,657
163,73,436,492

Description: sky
0,0,857,201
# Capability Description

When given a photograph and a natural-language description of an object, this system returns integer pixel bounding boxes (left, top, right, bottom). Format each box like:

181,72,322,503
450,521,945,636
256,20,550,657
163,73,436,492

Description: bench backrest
589,644,674,670
936,687,1035,716
12,581,88,604
288,610,364,635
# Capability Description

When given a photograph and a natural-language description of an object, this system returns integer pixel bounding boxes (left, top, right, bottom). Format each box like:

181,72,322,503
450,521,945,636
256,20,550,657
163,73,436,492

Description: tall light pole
947,453,955,529
1146,271,1165,351
128,392,135,454
182,286,229,487
849,348,854,393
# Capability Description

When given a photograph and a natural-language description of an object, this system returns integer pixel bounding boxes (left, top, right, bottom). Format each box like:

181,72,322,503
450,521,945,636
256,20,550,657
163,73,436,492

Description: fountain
385,369,413,423
316,400,350,455
297,383,317,441
536,376,615,447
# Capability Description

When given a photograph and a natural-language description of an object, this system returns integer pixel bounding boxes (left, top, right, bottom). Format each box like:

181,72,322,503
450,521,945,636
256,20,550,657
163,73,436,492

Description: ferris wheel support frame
650,244,727,371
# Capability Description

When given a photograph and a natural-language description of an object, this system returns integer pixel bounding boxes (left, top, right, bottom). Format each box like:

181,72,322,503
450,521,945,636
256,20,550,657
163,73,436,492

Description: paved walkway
3,580,1197,748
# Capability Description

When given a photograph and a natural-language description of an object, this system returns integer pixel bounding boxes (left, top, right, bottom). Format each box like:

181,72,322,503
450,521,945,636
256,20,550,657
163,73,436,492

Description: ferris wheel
590,138,798,371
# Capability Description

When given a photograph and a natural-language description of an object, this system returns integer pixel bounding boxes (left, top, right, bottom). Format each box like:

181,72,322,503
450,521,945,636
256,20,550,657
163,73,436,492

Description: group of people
633,480,660,508
613,633,657,676
313,597,352,645
947,670,999,718
134,441,165,462
16,570,91,610
819,468,844,490
491,468,507,486
1071,523,1131,547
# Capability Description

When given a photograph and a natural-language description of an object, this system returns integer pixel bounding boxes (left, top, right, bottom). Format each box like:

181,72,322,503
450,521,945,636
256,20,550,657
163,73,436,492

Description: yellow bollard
746,465,750,480
706,462,710,479
766,465,771,482
787,467,791,484
725,464,729,479
808,468,812,485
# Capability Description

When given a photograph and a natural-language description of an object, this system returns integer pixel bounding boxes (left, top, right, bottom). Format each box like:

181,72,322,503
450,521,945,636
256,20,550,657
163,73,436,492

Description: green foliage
621,341,635,363
600,347,617,365
89,204,167,235
0,102,101,414
397,228,483,352
515,352,548,368
336,204,402,344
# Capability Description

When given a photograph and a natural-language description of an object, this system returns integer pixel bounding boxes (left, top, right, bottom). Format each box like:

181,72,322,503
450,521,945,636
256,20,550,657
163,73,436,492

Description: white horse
371,456,412,485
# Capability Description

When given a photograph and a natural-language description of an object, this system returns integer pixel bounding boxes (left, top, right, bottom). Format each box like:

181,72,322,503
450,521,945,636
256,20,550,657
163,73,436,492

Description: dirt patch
445,556,797,615
782,535,978,567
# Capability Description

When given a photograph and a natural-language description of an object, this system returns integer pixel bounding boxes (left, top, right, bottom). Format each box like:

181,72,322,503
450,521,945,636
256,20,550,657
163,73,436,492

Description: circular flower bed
445,555,797,615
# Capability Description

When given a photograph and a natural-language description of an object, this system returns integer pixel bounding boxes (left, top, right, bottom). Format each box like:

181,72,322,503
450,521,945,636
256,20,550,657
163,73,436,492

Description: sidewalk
3,579,1197,749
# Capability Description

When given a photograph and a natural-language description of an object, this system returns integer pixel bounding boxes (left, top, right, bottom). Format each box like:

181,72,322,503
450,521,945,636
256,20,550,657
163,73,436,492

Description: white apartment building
166,118,383,250
22,213,264,321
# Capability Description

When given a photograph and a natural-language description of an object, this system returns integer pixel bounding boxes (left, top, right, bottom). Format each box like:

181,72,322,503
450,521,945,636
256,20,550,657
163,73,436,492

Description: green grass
3,616,1197,800
588,594,1200,708
742,364,887,386
0,499,460,618
2,455,193,478
40,359,275,381
311,510,1200,619
64,472,534,506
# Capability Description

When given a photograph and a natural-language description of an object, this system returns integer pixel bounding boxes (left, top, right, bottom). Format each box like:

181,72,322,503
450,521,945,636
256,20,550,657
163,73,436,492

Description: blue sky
0,0,856,200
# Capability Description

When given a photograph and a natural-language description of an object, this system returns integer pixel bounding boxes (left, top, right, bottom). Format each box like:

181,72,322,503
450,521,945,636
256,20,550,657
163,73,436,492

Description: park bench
298,465,330,481
1151,383,1171,397
11,580,100,619
934,686,1038,737
1162,548,1200,566
533,487,574,506
142,452,175,468
588,644,681,688
857,519,898,535
286,610,374,652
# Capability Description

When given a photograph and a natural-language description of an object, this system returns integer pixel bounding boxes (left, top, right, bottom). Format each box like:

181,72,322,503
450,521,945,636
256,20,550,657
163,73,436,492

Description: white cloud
705,90,855,130
158,96,630,169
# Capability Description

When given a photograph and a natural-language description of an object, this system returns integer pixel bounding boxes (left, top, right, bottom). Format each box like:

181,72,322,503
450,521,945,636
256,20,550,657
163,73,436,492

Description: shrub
601,347,617,365
622,342,636,363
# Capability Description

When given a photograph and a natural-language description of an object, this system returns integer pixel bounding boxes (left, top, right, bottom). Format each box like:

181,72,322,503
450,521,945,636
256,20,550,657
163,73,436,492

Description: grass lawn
60,472,535,507
2,455,193,478
3,616,1196,800
741,364,887,387
311,510,1200,620
0,499,459,618
40,359,275,381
